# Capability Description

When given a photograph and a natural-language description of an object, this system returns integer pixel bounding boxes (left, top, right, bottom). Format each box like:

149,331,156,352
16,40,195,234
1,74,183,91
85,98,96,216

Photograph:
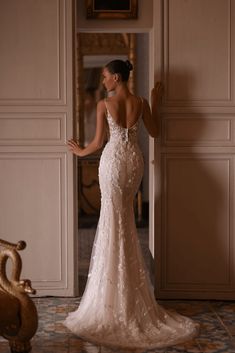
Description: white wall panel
163,115,232,145
0,113,66,144
0,0,76,296
0,0,66,105
162,155,231,288
164,0,233,106
155,0,235,299
0,153,67,289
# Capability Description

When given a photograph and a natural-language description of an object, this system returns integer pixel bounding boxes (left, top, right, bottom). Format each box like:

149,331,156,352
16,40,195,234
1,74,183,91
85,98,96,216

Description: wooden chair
0,239,38,353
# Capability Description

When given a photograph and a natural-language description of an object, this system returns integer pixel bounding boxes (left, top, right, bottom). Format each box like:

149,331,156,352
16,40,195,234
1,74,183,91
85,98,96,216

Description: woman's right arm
67,100,107,157
142,82,163,138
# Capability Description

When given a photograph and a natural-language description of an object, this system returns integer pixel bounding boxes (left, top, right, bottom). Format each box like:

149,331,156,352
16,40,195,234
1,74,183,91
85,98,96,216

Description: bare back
105,94,143,129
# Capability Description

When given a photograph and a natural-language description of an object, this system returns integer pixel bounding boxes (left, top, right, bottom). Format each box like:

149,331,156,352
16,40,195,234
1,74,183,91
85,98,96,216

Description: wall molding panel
162,114,233,146
157,154,234,299
0,0,76,296
163,0,233,107
0,113,66,145
0,0,66,106
0,152,68,291
164,155,231,287
156,0,235,300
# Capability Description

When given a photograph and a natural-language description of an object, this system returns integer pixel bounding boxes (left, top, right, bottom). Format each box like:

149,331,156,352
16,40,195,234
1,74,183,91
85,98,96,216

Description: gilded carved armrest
0,238,38,353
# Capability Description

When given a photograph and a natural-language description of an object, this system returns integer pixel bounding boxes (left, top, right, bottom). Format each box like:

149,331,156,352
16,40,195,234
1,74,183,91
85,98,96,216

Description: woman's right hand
67,139,83,157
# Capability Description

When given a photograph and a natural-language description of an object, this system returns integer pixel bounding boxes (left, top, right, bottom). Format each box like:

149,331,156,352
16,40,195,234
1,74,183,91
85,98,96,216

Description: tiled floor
1,298,235,353
1,228,235,352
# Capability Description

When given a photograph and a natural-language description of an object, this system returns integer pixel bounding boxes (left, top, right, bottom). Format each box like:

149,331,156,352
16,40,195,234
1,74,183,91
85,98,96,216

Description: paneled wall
156,0,235,299
0,0,76,296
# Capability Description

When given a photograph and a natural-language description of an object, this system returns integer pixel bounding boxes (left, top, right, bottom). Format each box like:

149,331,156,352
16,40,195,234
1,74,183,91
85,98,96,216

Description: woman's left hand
67,139,83,156
151,82,164,103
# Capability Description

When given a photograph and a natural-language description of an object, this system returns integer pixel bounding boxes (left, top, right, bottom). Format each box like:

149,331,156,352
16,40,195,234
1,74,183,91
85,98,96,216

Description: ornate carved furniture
0,239,38,353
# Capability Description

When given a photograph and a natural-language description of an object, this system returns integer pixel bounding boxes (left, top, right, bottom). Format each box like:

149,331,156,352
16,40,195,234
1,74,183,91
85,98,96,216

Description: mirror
76,33,137,221
76,32,151,293
76,33,136,147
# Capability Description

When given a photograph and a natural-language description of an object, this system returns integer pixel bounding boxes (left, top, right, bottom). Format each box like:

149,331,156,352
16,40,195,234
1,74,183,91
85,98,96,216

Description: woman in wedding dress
65,60,199,351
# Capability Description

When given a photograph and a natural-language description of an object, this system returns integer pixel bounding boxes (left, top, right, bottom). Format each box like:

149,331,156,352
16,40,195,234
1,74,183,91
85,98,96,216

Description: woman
65,60,199,350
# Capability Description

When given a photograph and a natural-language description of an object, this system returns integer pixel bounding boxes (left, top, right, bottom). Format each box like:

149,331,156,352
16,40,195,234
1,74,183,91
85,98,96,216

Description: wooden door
0,0,77,296
152,0,235,299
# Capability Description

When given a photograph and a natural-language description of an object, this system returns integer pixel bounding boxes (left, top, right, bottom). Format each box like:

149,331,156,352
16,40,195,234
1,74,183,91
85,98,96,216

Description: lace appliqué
64,107,199,350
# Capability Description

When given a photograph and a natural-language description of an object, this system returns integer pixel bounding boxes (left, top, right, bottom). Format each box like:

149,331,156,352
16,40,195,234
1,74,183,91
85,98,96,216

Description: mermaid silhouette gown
64,101,199,350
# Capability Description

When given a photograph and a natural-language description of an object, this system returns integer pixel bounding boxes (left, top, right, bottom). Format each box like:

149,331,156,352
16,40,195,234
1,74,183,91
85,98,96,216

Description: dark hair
105,59,133,82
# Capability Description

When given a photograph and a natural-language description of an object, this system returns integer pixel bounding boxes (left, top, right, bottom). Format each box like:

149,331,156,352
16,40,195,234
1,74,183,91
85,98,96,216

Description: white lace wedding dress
64,102,199,351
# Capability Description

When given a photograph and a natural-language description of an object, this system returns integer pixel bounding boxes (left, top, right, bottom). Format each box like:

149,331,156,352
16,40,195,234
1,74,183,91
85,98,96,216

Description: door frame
148,0,163,296
76,5,160,294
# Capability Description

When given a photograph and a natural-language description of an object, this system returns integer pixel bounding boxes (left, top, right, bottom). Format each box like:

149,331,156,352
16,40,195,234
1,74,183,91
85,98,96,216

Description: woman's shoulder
96,99,107,114
130,94,147,105
105,94,145,107
131,95,148,109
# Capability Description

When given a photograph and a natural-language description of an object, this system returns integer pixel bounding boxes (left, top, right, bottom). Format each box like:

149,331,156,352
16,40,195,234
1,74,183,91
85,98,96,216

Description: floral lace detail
64,105,199,350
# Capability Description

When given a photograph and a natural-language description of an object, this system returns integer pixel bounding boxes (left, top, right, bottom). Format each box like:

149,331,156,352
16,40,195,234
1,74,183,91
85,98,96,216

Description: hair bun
125,60,133,71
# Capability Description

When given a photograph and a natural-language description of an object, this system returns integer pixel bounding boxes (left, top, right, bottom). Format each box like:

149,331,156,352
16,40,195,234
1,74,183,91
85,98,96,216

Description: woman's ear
114,73,120,82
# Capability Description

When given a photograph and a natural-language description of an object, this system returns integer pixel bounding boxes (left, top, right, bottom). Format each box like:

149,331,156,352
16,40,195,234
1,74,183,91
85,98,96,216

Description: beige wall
0,0,76,296
77,0,235,300
1,0,234,299
155,0,235,299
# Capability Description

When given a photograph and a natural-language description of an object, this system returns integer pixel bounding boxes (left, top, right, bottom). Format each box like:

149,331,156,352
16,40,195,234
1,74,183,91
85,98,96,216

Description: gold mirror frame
76,33,136,146
86,0,138,19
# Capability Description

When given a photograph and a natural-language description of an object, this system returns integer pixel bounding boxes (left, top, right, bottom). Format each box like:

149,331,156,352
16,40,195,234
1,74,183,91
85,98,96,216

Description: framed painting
86,0,138,19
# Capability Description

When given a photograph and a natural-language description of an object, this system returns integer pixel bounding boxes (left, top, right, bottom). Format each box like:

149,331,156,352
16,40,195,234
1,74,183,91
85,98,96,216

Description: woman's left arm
67,100,107,157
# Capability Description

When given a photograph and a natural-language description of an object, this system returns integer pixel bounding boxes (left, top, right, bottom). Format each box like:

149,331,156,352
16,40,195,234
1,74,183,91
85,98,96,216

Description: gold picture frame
86,0,138,19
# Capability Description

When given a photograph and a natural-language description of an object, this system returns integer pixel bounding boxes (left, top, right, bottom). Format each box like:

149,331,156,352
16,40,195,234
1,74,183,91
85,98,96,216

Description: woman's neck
114,82,130,97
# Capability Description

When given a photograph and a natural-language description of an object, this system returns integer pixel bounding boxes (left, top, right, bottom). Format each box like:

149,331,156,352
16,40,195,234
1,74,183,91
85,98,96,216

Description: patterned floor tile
2,231,235,353
31,347,70,353
196,338,235,353
159,300,210,318
165,339,202,353
2,298,235,353
210,301,235,337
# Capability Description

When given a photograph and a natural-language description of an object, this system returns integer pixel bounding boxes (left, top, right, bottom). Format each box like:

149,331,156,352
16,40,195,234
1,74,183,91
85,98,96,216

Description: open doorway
76,32,152,295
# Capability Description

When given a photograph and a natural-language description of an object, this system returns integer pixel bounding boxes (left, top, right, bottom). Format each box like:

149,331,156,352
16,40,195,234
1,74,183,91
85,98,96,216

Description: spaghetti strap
104,98,108,116
139,96,144,117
